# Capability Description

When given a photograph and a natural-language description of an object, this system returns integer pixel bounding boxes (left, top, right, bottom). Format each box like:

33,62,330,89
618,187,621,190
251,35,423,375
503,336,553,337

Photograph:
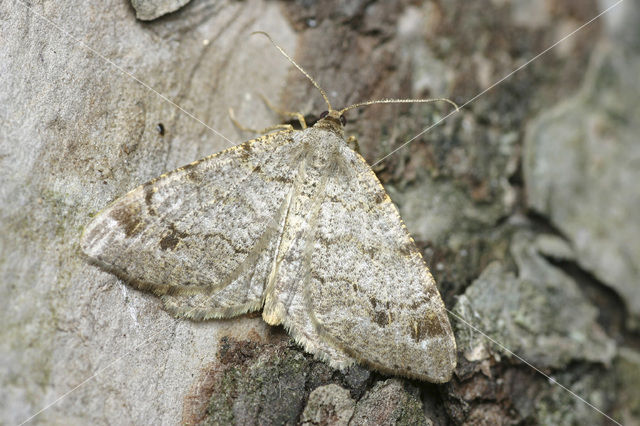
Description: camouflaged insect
81,33,457,383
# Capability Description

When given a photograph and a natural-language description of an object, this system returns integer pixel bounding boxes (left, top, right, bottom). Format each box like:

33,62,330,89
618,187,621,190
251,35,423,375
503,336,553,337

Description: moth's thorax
313,110,345,138
298,126,350,172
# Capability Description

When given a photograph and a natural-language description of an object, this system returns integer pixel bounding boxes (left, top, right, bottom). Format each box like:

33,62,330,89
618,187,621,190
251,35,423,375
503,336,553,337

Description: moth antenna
252,31,333,111
338,98,459,114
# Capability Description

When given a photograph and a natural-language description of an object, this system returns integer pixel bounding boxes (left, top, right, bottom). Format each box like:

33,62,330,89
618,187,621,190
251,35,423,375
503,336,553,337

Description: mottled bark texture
1,0,638,424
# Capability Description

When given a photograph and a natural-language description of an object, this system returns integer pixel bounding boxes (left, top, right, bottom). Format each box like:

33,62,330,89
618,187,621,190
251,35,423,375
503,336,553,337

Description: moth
81,32,457,383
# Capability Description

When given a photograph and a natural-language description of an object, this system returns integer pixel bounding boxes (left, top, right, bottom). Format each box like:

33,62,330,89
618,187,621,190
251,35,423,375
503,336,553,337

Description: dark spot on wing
109,203,144,238
373,310,389,327
144,187,153,207
408,297,428,310
269,174,294,184
159,223,188,251
425,285,438,299
143,185,157,215
238,142,252,160
180,160,203,183
374,189,387,204
187,169,200,182
410,313,446,342
156,123,165,135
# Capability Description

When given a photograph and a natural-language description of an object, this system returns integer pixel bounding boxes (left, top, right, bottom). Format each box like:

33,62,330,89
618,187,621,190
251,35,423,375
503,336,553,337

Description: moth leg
228,107,294,134
347,135,360,153
258,93,307,129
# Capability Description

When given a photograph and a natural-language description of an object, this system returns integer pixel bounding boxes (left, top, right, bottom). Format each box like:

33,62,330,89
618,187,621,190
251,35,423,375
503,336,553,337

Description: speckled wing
306,146,457,383
81,131,301,320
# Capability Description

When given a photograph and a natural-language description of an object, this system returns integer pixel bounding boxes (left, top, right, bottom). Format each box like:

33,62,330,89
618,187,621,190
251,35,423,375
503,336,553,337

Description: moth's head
314,109,347,132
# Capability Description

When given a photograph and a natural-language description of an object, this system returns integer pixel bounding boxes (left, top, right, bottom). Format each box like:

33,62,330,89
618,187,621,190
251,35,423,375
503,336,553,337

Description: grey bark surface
1,0,638,424
524,26,640,331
